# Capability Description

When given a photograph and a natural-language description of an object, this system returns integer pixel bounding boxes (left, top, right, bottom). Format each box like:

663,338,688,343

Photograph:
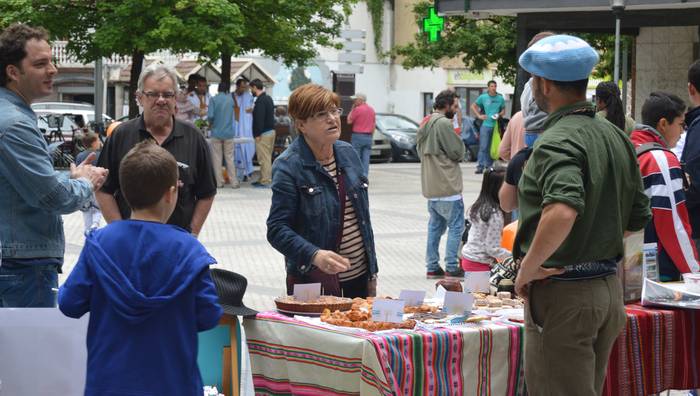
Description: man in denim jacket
0,24,108,307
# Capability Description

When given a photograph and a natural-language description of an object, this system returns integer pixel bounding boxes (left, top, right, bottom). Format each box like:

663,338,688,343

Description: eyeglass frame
308,107,343,121
140,91,177,100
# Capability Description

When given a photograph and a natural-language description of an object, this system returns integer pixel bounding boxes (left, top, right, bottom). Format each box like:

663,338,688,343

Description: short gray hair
137,63,179,94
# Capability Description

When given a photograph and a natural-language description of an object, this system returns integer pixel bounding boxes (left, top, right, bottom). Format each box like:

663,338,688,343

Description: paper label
464,271,491,293
371,299,405,323
293,283,321,302
434,285,447,304
443,291,474,315
399,290,426,306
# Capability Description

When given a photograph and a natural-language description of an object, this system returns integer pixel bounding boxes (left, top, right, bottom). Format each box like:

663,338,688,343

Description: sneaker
229,183,241,189
252,182,270,188
475,168,484,174
426,267,445,279
446,268,465,278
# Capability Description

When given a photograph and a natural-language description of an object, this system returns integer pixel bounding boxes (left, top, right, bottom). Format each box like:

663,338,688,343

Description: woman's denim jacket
266,135,378,284
0,88,92,259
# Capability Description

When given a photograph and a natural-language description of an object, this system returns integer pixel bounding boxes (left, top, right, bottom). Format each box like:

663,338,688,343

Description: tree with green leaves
392,1,631,87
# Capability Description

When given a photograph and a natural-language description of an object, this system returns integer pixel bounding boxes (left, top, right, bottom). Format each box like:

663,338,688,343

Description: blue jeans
426,199,465,272
477,124,494,170
0,257,61,307
351,132,372,178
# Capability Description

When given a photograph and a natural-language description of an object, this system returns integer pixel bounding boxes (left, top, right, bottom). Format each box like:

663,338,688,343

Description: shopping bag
490,120,501,160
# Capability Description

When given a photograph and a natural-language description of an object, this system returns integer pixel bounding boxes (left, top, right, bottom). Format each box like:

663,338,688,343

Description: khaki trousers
209,137,238,186
524,274,626,396
255,131,276,184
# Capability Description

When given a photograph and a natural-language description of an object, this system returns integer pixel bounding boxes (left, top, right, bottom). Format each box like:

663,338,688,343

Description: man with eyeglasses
0,24,108,307
251,78,275,187
96,64,217,237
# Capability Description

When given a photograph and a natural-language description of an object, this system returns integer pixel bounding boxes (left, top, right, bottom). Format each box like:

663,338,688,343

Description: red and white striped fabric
630,126,700,274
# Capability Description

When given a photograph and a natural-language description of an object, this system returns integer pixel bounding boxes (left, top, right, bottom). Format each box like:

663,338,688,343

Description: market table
603,304,700,396
244,311,525,396
245,305,700,396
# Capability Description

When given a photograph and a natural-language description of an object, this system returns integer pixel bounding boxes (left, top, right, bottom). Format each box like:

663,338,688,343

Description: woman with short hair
266,84,378,298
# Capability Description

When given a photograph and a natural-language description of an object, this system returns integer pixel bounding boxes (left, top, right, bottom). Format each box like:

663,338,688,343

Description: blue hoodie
59,220,223,396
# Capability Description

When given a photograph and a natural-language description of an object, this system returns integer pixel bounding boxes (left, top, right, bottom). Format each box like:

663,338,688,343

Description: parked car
31,102,114,133
36,111,80,142
375,113,419,162
370,128,393,163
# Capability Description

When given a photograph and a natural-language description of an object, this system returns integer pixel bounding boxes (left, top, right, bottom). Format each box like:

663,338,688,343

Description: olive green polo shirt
514,101,651,267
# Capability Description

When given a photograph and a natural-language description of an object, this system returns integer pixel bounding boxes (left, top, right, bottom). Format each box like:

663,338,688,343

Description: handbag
489,119,501,160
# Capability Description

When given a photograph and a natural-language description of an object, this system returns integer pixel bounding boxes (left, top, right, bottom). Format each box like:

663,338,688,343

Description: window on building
454,87,485,117
422,92,433,117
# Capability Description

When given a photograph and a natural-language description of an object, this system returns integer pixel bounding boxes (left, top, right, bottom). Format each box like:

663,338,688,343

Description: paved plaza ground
60,161,484,311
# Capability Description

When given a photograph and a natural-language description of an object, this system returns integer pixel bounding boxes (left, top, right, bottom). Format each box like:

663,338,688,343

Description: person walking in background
498,110,525,161
0,24,108,307
471,80,505,174
631,92,699,281
347,93,376,178
208,82,239,189
596,81,636,134
417,90,466,279
233,78,255,181
251,78,275,187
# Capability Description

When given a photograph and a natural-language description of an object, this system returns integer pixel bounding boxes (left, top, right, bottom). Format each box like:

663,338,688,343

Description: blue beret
518,34,599,82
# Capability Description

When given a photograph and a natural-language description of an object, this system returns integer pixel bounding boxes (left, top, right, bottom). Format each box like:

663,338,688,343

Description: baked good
435,279,463,292
275,295,353,314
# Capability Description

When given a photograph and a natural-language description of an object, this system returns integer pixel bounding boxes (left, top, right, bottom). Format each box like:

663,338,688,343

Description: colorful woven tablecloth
603,304,700,395
244,312,525,396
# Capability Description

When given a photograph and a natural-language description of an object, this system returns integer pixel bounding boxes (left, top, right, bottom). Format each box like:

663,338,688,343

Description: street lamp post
611,0,626,85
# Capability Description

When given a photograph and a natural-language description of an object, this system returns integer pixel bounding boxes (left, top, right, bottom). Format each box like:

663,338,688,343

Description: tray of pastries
275,295,354,316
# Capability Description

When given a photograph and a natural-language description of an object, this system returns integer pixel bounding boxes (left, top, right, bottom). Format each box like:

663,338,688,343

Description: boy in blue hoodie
59,140,223,396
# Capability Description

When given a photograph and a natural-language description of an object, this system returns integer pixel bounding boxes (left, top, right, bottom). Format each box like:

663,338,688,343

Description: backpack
636,142,689,190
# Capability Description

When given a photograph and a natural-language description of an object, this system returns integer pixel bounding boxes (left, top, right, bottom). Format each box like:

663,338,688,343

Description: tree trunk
128,49,145,119
220,51,231,92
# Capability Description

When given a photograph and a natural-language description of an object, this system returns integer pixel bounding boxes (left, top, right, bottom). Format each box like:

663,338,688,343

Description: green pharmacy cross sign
423,7,444,42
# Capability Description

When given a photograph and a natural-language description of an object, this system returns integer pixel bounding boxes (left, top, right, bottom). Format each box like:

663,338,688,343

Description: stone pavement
60,161,484,311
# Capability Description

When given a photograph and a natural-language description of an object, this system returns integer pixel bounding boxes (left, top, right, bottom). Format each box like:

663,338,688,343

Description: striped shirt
321,158,368,282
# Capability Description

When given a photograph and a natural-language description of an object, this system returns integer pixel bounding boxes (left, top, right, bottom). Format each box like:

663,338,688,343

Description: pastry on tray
275,295,353,314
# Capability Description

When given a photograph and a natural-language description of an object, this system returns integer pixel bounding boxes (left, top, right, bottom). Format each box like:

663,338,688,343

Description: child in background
59,141,222,396
76,133,102,233
461,167,511,289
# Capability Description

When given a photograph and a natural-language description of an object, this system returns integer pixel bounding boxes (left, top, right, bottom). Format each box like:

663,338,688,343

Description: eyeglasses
141,91,176,100
310,107,343,120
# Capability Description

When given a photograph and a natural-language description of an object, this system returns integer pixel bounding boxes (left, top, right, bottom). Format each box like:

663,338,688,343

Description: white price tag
293,283,321,302
371,299,405,323
399,290,426,307
434,285,447,304
464,271,491,293
443,291,474,315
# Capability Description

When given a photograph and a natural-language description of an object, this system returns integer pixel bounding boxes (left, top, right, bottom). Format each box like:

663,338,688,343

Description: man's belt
549,258,618,281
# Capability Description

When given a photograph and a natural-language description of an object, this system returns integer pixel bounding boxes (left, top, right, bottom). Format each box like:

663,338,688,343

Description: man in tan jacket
416,90,466,279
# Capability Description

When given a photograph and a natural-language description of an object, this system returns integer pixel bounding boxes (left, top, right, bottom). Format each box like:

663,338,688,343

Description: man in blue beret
513,34,651,395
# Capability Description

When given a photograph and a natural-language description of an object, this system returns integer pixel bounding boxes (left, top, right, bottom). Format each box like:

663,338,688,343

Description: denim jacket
266,135,378,281
0,88,92,259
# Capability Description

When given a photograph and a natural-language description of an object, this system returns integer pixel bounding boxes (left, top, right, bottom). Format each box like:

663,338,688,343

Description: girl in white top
461,167,511,270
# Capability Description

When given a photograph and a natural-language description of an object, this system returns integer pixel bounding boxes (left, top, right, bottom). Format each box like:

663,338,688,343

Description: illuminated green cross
423,7,444,42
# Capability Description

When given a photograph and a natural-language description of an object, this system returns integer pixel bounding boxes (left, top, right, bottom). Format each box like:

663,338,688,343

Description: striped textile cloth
603,304,700,395
244,312,525,396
